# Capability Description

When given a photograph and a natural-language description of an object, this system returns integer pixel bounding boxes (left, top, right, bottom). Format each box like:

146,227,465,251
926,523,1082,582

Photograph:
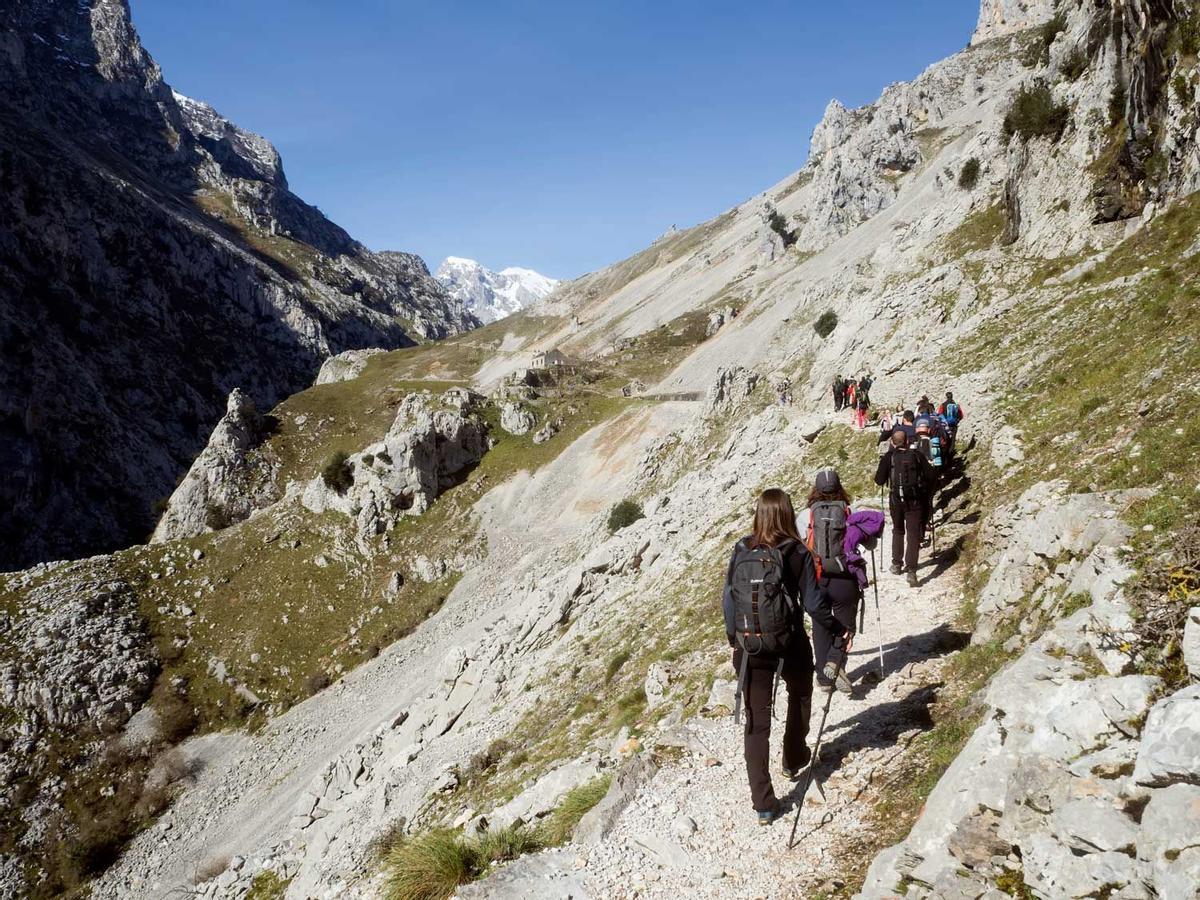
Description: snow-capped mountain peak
436,257,558,323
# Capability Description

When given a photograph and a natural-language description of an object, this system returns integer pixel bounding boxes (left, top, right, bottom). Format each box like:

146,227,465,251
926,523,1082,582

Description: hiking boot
817,680,835,696
889,563,902,576
756,801,784,825
833,667,854,694
907,571,919,588
783,749,812,781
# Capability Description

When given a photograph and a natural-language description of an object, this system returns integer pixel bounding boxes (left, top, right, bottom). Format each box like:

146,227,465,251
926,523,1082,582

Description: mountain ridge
0,0,476,570
436,256,559,324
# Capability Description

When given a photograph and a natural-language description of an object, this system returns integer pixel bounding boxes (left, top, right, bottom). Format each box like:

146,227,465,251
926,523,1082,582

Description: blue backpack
944,402,961,425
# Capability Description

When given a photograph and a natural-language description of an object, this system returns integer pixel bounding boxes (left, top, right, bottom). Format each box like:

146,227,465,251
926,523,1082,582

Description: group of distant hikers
722,387,966,826
832,374,874,430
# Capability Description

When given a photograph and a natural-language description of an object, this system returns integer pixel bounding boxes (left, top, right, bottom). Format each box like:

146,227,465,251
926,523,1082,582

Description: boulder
643,663,672,706
313,348,385,385
499,401,536,436
1133,685,1200,787
532,418,561,444
454,849,585,899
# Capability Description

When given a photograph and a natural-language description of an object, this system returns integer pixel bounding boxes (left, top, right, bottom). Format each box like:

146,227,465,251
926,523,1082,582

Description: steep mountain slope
0,0,476,571
3,1,1200,898
436,256,560,323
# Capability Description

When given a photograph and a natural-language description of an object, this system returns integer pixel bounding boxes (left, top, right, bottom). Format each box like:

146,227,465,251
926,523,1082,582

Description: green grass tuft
382,826,542,900
537,775,612,845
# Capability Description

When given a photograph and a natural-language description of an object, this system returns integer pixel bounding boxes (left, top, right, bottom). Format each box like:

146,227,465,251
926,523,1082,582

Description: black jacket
875,446,934,506
722,539,841,645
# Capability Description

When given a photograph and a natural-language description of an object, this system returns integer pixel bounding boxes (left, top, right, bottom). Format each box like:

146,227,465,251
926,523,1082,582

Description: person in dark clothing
723,489,849,824
897,410,918,443
799,470,879,695
875,430,934,587
832,376,844,411
916,395,935,416
858,375,873,405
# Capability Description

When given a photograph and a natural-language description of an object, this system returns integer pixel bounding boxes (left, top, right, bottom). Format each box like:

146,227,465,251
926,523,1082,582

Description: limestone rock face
972,0,1057,45
151,389,276,542
302,391,490,541
314,348,386,385
0,0,477,569
705,366,760,414
1133,686,1200,788
499,401,537,436
0,575,154,732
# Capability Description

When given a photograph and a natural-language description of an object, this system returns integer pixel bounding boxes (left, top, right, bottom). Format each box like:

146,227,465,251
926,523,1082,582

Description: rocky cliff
1,0,1199,898
0,0,477,570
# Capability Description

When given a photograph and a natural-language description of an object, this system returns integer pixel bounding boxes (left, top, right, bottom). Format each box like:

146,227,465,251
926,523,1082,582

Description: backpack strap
733,648,750,725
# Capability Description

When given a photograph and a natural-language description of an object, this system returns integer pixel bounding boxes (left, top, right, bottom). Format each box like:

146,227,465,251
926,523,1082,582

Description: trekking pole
870,547,886,676
787,644,847,851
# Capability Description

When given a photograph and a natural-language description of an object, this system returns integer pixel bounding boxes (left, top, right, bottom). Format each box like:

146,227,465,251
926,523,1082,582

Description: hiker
878,408,895,444
875,430,934,587
897,410,918,442
858,374,873,405
723,489,851,825
916,395,935,416
855,390,870,431
913,414,945,479
938,392,964,439
799,470,884,694
845,379,856,414
832,376,844,411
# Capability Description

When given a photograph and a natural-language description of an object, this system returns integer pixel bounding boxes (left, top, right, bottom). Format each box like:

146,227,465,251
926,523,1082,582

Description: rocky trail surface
465,467,977,900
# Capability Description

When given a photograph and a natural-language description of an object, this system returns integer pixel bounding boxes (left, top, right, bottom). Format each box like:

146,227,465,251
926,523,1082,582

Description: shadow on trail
917,536,966,583
846,621,969,689
780,681,944,812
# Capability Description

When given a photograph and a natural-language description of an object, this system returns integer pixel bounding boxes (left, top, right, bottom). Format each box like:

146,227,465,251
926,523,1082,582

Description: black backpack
891,448,925,505
723,538,797,721
806,502,848,579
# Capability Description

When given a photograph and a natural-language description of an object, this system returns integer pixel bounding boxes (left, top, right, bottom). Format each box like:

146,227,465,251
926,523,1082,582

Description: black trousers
732,643,814,811
812,575,861,683
891,501,926,573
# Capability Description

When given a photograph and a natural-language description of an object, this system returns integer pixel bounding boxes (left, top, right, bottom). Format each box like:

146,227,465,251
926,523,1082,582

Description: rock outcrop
314,349,386,386
0,0,477,570
972,0,1057,45
499,401,537,436
860,513,1194,898
151,389,276,542
302,391,491,541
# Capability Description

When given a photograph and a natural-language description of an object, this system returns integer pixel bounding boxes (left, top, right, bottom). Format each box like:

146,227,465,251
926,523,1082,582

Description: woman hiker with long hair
799,469,884,694
722,488,851,825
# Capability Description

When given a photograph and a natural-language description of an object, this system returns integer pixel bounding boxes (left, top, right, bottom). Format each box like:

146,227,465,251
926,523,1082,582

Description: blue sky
131,1,978,279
